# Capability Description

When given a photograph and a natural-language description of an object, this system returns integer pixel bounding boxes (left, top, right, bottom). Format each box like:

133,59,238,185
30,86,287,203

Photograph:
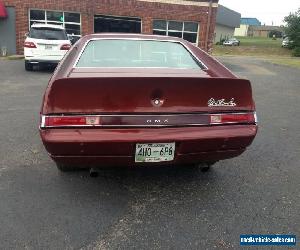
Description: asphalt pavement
0,57,299,249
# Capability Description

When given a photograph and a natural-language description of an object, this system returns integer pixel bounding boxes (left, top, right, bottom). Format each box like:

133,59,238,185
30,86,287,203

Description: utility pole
205,0,213,51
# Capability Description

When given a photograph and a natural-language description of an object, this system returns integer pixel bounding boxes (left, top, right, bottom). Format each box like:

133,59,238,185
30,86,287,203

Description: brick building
0,0,218,55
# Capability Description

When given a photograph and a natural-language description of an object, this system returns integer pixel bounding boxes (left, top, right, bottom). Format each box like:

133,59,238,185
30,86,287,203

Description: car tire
25,61,33,71
56,162,80,172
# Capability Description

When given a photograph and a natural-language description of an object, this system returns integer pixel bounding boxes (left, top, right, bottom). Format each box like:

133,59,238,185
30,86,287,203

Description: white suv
24,23,71,71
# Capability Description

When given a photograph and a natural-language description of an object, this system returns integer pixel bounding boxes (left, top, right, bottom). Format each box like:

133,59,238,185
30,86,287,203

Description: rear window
29,27,68,40
76,39,202,69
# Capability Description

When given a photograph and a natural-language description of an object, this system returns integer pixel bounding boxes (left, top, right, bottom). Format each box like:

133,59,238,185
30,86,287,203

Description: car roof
30,23,65,30
80,33,188,43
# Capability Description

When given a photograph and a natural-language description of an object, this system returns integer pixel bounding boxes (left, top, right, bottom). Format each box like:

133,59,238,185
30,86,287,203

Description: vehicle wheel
56,162,79,172
25,61,33,71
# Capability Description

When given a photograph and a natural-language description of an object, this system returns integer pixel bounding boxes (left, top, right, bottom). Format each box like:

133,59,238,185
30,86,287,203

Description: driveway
0,57,299,249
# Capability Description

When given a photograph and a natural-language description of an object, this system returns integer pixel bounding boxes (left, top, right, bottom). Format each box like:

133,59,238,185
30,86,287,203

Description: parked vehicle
24,23,71,71
223,38,240,46
282,37,292,48
68,34,81,45
39,34,257,172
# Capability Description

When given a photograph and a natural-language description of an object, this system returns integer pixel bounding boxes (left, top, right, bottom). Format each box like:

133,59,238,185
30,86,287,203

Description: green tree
284,8,300,56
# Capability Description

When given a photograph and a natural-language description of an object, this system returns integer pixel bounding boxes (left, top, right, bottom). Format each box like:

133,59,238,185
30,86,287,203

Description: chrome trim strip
41,115,46,128
254,111,258,124
42,112,255,117
42,124,207,128
72,37,208,70
41,123,256,128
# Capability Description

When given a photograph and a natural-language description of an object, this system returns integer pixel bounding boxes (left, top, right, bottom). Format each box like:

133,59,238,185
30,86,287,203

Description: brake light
24,41,37,48
210,113,255,124
44,116,100,127
60,44,71,50
40,113,256,128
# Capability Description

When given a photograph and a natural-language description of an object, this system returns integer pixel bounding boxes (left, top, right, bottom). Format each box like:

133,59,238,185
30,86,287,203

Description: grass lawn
212,36,292,57
212,36,300,68
267,58,300,69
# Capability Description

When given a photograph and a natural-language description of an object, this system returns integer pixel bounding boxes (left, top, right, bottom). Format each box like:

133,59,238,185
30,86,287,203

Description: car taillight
210,113,256,125
24,41,37,48
40,112,256,128
60,44,71,50
43,116,100,127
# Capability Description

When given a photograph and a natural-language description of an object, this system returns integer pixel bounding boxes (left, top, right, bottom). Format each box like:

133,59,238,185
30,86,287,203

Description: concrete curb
0,55,25,60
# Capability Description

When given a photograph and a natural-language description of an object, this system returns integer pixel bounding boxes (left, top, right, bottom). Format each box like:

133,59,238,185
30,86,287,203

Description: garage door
94,15,141,33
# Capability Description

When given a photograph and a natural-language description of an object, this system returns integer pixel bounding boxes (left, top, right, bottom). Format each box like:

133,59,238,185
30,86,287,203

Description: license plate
135,143,175,162
45,45,53,50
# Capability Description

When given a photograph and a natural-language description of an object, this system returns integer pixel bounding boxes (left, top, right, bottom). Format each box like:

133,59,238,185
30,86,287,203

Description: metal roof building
214,5,241,43
240,18,261,26
234,17,262,37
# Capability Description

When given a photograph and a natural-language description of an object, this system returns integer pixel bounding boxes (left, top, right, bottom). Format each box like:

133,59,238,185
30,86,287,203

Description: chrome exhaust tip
89,168,99,178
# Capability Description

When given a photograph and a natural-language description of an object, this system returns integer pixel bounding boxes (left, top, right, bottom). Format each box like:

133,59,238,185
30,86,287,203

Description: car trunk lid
43,70,254,115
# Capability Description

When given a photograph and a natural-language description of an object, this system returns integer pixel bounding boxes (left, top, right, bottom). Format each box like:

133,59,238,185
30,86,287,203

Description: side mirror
24,32,29,38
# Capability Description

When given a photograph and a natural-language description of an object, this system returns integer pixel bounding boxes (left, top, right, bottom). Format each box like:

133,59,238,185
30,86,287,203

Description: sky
219,0,300,26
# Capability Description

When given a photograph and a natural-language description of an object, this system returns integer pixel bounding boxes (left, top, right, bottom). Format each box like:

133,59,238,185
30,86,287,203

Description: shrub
284,9,300,56
292,47,300,57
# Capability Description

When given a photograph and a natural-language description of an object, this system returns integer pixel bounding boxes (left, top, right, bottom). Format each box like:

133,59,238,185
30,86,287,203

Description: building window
29,9,81,36
153,20,199,44
94,15,141,33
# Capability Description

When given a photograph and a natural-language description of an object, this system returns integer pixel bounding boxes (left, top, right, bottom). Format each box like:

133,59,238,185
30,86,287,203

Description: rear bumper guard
50,148,246,167
26,59,60,64
40,125,258,158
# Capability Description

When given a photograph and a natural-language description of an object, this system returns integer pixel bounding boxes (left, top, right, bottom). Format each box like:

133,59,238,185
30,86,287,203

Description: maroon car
39,33,257,172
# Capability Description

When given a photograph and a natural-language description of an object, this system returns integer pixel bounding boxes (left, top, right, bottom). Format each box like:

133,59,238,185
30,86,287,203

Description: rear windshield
29,27,68,40
76,39,202,69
